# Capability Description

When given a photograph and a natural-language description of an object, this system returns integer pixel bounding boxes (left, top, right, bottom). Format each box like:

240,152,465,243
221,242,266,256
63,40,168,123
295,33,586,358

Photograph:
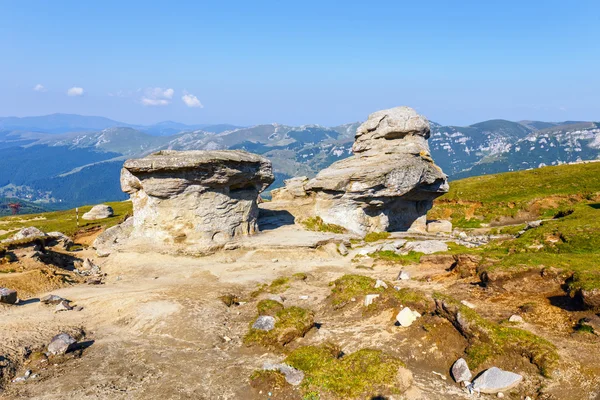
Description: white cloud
67,86,84,96
33,84,45,92
141,87,174,106
182,92,203,108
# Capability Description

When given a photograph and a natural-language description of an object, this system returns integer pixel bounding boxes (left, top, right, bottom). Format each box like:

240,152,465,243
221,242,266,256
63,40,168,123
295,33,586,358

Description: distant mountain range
0,113,598,210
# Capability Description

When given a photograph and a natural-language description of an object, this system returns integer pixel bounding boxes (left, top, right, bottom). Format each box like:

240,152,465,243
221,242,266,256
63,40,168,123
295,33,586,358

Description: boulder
304,107,448,235
93,217,133,256
10,227,47,241
47,333,77,355
508,314,524,323
403,240,448,254
55,300,73,312
263,363,305,386
82,204,114,220
472,367,523,394
451,358,472,383
427,220,452,234
121,150,274,250
270,176,309,201
252,315,276,331
0,287,17,304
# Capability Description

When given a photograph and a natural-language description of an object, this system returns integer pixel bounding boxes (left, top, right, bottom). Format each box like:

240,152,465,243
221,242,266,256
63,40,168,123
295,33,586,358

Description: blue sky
0,0,598,126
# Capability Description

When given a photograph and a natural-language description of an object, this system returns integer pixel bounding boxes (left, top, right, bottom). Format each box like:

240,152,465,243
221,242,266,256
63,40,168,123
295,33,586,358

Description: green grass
328,274,432,313
257,299,285,316
363,231,391,242
0,200,132,241
434,293,559,377
285,345,404,398
369,250,422,265
430,162,600,228
301,216,347,234
244,305,315,348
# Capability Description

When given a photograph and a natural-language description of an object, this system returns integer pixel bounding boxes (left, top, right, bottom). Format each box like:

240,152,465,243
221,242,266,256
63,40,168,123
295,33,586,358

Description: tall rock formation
120,150,274,250
304,106,448,235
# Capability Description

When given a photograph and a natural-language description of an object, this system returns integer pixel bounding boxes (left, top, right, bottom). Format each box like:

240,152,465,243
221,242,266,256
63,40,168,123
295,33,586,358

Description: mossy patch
328,274,432,313
285,345,405,399
369,250,422,265
257,299,285,316
245,305,315,348
251,277,291,298
434,293,559,377
301,217,346,234
364,231,391,242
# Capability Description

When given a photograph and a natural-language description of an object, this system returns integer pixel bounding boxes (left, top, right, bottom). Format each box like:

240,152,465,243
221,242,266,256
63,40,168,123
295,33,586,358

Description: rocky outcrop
304,107,448,235
120,150,274,250
82,204,114,220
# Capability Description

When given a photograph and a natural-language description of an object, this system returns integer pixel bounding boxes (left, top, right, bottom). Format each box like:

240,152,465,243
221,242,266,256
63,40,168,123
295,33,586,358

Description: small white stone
497,393,505,398
396,307,419,327
374,279,388,289
299,295,309,300
461,300,476,309
398,271,410,280
508,314,524,323
271,258,279,263
364,294,380,306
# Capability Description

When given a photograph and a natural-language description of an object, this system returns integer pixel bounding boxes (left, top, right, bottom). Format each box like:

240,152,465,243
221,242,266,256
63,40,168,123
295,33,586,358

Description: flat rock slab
41,294,68,305
252,315,275,331
396,307,420,327
472,367,523,394
451,358,472,383
47,333,77,355
0,288,17,304
263,363,304,386
403,240,448,254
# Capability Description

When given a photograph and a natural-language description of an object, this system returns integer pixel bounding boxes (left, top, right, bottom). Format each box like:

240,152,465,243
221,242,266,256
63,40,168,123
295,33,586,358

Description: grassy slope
0,201,132,240
430,162,600,228
430,162,600,291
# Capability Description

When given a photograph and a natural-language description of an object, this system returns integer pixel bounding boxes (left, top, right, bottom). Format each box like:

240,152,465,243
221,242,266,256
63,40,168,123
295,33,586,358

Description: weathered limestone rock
82,204,114,220
402,240,448,254
252,315,276,331
472,367,522,394
93,217,133,256
451,358,472,383
270,176,309,201
427,220,453,234
262,363,305,386
120,150,274,249
10,227,47,241
305,107,448,235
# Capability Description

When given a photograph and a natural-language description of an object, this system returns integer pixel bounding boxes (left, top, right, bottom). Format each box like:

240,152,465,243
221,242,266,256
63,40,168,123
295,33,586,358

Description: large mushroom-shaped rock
120,150,274,249
305,107,448,235
82,204,114,220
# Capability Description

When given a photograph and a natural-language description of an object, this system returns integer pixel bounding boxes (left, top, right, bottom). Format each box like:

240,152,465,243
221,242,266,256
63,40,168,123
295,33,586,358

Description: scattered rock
403,240,448,254
397,271,410,280
55,300,73,312
271,258,279,263
263,363,305,386
472,367,523,394
497,393,505,398
73,306,84,312
304,107,448,235
266,294,285,303
364,294,380,307
396,307,420,327
12,370,32,383
252,315,276,331
460,300,476,309
0,287,18,304
41,294,68,305
374,279,388,289
508,314,524,323
10,227,47,241
392,239,407,249
526,220,543,230
451,358,472,383
76,258,101,276
380,243,397,252
47,333,78,355
427,220,452,234
121,150,274,250
299,295,309,300
338,242,349,256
